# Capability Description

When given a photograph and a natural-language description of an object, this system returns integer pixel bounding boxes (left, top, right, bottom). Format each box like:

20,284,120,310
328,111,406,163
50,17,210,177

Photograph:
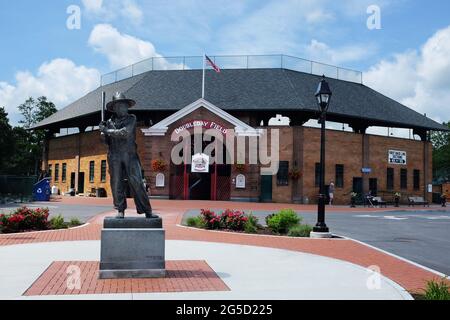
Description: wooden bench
408,196,430,207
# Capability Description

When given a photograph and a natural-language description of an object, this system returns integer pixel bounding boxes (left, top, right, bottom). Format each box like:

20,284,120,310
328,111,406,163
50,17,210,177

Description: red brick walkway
24,260,229,296
2,198,448,294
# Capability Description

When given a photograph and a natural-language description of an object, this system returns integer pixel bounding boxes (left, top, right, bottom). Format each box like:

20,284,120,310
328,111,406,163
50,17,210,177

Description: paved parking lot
184,208,450,276
323,210,450,276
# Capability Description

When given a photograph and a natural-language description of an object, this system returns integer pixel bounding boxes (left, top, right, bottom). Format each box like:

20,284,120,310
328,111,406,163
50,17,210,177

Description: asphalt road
0,202,111,223
184,208,450,276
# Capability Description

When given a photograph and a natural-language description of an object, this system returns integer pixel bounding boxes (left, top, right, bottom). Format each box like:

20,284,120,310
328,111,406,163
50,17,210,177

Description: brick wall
47,131,110,196
300,128,431,205
301,127,363,205
46,115,432,205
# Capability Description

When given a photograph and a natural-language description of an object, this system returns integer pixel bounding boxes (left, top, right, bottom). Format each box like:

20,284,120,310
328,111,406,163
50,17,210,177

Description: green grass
49,215,67,230
244,213,259,234
287,224,313,237
186,216,206,229
68,218,82,227
423,279,450,300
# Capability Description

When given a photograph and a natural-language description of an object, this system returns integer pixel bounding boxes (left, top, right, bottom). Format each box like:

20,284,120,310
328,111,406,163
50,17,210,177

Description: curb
0,223,91,236
335,233,449,279
176,224,346,240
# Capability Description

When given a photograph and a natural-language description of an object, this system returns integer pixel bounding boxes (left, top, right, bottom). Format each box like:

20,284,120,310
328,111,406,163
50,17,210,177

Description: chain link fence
0,175,37,204
101,54,363,86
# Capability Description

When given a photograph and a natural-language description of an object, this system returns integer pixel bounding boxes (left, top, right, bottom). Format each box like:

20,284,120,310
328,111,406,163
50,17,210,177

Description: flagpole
202,53,206,99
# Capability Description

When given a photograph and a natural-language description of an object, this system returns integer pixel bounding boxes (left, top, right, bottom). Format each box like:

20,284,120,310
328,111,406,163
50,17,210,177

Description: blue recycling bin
33,178,51,201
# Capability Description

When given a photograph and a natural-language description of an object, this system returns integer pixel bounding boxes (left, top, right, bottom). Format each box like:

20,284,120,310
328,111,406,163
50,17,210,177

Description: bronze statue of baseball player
99,92,158,219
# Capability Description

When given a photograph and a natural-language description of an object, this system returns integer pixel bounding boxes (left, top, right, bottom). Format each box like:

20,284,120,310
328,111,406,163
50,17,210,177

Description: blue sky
1,0,450,126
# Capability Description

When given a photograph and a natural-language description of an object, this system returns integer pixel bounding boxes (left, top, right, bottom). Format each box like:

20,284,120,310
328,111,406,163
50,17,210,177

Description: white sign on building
236,174,246,189
388,150,407,165
191,153,209,173
155,173,165,187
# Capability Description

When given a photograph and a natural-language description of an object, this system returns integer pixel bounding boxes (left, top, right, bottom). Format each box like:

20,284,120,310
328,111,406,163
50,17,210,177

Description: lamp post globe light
311,75,333,239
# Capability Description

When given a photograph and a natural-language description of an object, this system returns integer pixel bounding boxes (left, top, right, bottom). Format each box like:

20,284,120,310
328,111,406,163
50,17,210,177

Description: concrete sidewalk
1,199,447,296
0,240,411,300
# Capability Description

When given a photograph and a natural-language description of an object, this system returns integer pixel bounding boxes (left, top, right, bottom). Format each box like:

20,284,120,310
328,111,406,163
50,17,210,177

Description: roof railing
100,54,363,86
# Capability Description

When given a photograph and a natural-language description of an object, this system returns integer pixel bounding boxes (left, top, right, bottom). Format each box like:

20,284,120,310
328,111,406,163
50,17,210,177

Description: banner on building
192,153,209,173
388,150,407,165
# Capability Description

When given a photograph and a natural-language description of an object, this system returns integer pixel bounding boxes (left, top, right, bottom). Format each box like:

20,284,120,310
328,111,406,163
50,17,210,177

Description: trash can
96,188,107,198
33,178,51,201
432,193,441,204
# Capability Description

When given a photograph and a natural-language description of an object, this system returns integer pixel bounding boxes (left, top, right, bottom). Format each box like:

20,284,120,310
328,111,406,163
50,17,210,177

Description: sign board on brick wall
236,174,246,189
192,153,209,173
388,150,407,165
155,173,165,187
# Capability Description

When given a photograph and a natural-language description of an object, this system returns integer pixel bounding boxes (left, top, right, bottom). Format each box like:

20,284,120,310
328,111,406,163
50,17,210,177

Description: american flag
205,55,221,73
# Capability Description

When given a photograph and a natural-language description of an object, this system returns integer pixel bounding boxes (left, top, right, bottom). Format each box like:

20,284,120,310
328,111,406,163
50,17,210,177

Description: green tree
0,107,15,174
431,122,450,149
431,122,450,181
9,97,58,175
18,97,57,129
8,127,38,175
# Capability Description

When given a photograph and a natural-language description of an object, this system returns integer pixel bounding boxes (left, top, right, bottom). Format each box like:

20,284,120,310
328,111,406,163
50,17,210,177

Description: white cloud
217,0,333,55
0,59,100,125
88,24,182,70
337,0,392,17
364,51,419,99
122,0,143,24
305,9,334,24
364,25,450,123
89,24,156,69
82,0,143,24
82,0,103,13
306,39,372,64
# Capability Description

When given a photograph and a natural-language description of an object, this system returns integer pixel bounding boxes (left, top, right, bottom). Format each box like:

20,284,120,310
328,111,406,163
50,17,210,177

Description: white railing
100,54,363,86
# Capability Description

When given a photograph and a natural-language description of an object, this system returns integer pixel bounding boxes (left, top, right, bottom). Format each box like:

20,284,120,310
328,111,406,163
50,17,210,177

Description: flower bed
185,208,312,237
0,207,82,234
0,207,49,233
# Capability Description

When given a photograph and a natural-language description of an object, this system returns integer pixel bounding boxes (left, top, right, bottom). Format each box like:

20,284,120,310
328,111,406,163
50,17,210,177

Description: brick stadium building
33,56,448,205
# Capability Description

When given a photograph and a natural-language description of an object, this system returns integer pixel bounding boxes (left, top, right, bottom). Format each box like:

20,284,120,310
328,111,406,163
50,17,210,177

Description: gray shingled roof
33,68,448,131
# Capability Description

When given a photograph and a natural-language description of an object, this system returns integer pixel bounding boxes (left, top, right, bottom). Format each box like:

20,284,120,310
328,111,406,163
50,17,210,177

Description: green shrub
68,218,82,227
244,213,259,234
288,224,312,237
186,216,207,229
49,215,67,230
265,213,275,226
186,217,198,227
267,209,301,234
423,279,450,300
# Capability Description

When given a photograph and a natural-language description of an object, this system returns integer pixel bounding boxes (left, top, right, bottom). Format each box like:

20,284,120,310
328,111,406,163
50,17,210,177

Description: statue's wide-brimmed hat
106,92,136,111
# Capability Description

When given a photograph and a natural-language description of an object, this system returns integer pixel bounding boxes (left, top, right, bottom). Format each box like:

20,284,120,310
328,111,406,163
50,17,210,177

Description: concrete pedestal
310,231,333,239
99,217,166,279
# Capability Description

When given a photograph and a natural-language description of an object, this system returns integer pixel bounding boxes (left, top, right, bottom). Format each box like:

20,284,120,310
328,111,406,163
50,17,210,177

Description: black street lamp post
312,76,332,237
